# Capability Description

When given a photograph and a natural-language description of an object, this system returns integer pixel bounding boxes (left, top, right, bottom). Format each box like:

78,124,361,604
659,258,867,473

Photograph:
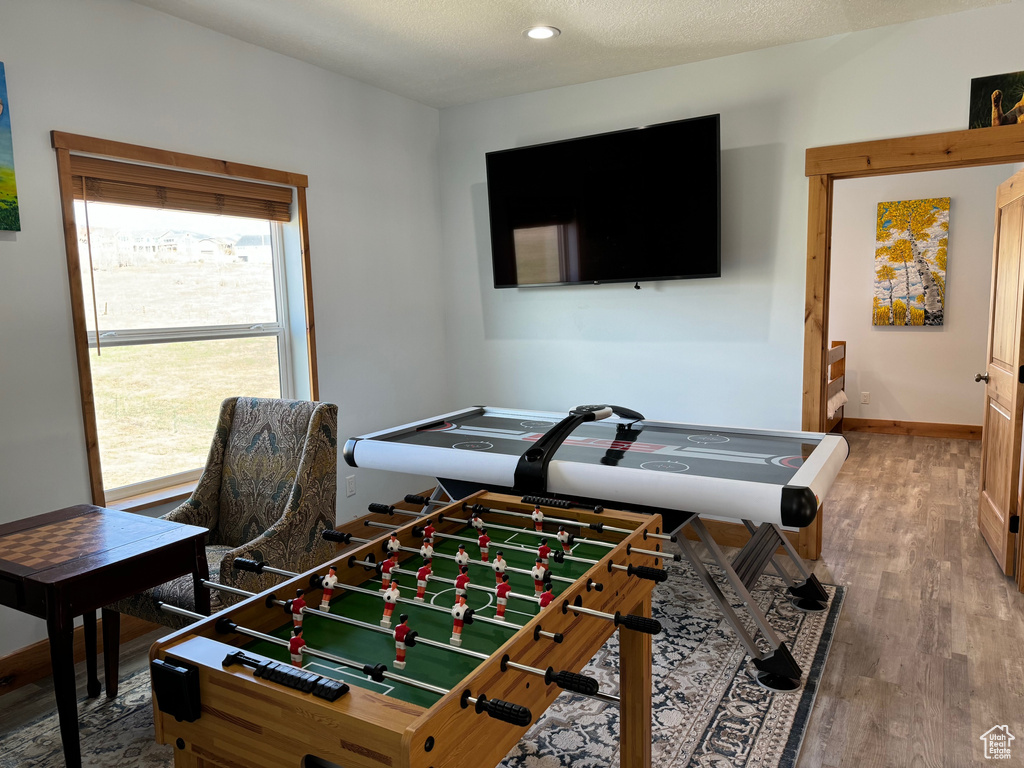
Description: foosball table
148,491,670,768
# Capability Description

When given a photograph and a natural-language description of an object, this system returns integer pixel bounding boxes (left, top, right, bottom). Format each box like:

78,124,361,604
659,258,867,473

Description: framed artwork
873,197,949,327
0,62,19,232
969,70,1024,129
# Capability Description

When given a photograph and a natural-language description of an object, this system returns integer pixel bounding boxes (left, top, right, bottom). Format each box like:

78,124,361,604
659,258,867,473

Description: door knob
975,372,990,383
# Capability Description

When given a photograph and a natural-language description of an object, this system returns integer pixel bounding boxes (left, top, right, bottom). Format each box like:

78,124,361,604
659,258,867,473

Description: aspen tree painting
873,197,948,327
0,62,19,231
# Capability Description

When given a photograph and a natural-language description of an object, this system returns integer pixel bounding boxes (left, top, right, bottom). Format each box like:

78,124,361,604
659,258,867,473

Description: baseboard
0,614,160,694
843,418,982,440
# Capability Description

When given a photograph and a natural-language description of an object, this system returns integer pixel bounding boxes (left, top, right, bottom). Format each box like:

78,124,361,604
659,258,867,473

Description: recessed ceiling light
525,26,560,40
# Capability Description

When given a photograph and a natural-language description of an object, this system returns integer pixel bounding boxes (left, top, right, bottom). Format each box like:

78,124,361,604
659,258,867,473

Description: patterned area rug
0,561,843,768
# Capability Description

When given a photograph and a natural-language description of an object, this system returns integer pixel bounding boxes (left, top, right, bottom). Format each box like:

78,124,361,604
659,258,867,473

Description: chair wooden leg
102,607,120,698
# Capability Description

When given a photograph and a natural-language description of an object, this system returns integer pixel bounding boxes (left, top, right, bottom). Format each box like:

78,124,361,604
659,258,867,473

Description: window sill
106,481,195,513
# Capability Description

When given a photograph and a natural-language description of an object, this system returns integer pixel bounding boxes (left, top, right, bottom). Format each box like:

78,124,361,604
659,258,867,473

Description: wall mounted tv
485,113,721,289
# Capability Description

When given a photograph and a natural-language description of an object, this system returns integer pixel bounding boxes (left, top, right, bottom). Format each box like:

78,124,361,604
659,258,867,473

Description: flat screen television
485,114,721,288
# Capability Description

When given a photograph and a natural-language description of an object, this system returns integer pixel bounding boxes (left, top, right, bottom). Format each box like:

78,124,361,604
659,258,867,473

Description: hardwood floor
0,433,1019,766
796,432,1023,768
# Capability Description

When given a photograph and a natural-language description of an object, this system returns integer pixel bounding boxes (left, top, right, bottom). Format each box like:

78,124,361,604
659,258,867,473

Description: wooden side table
0,504,208,768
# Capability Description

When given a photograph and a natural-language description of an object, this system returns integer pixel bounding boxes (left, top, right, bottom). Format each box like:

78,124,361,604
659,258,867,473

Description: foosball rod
156,603,532,725
407,494,603,517
463,501,677,542
157,602,446,696
365,518,600,567
562,597,662,634
445,515,617,550
234,557,526,632
349,558,542,606
331,529,577,586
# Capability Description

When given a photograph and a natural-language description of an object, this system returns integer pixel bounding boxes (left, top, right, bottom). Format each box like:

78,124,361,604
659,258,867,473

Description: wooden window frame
52,131,319,507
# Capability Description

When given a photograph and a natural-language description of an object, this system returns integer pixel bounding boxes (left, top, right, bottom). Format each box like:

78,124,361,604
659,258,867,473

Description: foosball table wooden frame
149,492,667,768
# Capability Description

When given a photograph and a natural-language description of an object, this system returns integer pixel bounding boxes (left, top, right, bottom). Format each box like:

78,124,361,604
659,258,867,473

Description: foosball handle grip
548,669,599,696
233,558,265,574
476,695,532,726
322,529,352,544
627,564,669,583
368,503,395,515
614,612,662,635
405,494,430,505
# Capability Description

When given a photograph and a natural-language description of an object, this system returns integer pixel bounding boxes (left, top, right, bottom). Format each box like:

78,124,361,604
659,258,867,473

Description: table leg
192,538,211,616
619,593,652,768
47,610,82,768
102,607,121,698
82,610,101,697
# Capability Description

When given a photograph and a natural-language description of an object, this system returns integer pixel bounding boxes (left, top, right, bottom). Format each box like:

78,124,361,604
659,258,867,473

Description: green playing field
244,523,609,707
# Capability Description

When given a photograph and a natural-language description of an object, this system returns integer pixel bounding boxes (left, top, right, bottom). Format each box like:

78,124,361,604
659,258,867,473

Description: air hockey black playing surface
391,410,818,486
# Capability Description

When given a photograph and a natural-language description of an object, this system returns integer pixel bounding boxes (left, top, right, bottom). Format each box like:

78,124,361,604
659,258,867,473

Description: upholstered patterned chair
112,396,338,628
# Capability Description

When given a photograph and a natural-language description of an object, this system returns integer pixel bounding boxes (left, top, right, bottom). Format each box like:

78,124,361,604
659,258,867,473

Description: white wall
0,0,446,656
438,2,1024,430
830,166,1009,425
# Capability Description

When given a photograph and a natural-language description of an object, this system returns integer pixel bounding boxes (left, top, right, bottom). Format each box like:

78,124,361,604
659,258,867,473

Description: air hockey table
345,405,850,690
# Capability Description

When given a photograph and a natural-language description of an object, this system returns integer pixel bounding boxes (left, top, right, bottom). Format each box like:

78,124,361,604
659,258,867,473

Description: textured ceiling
130,0,1008,108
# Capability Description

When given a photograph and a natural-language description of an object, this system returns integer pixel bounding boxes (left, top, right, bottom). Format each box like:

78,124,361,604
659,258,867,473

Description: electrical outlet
860,392,870,404
345,475,356,497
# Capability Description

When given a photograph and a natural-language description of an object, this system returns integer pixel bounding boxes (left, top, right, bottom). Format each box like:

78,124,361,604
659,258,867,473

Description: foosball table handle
463,692,533,726
322,529,352,544
626,564,669,583
614,612,662,635
547,669,600,696
368,503,396,515
234,558,265,574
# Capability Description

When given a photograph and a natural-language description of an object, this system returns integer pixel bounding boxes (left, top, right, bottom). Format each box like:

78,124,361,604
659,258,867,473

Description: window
53,133,317,506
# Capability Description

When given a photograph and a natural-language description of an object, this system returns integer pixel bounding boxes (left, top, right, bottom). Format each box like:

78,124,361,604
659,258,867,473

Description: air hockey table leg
753,520,830,612
675,520,802,692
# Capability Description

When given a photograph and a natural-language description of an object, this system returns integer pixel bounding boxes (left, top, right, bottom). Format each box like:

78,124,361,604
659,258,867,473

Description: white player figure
319,565,339,611
419,538,435,560
556,526,572,554
454,544,470,568
492,551,507,585
381,579,401,628
530,558,546,597
471,513,485,531
532,504,544,532
451,599,468,646
386,534,401,556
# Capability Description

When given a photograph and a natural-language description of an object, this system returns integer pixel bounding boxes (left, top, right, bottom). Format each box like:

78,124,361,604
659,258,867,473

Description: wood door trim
803,124,1024,589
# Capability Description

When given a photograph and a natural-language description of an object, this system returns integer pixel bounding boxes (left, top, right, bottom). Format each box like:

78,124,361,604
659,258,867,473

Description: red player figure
530,559,546,597
478,529,491,562
414,559,432,601
381,552,399,591
393,614,411,670
471,514,485,531
532,504,544,532
420,539,435,560
451,600,468,646
381,578,400,628
556,525,573,554
319,565,338,611
492,551,507,585
455,565,471,600
289,627,306,666
454,544,470,569
538,538,552,570
495,574,511,620
386,534,401,556
422,521,437,542
291,588,306,628
538,585,555,609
